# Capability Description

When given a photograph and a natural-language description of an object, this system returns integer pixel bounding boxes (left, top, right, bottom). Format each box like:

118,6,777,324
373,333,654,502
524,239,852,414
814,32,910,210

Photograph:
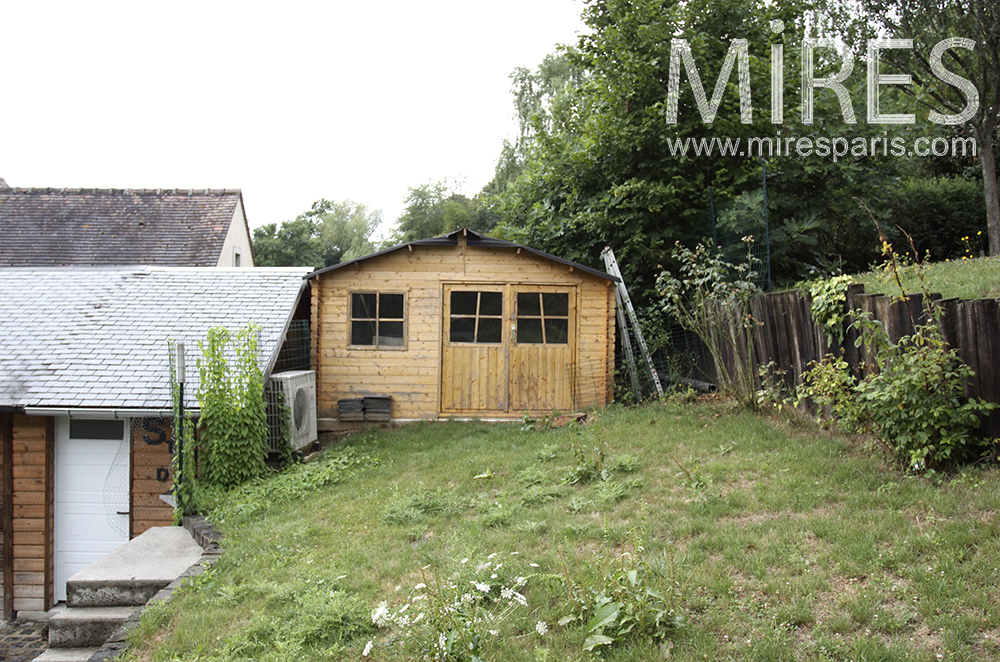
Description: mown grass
124,400,1000,662
853,254,1000,301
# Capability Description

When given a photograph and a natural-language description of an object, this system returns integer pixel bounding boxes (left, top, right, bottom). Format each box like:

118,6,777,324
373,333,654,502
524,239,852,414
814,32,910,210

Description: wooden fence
707,284,1000,437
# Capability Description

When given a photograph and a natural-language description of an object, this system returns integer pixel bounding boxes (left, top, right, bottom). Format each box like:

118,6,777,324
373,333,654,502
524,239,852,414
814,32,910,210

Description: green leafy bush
561,549,686,653
802,310,996,470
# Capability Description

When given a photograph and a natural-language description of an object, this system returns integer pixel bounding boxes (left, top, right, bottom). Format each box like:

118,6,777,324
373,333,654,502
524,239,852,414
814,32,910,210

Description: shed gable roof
0,267,311,411
0,188,246,267
307,229,619,282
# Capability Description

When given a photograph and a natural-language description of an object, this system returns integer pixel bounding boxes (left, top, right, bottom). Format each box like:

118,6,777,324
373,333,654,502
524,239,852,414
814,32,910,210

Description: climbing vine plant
168,339,197,520
197,324,268,491
806,275,855,345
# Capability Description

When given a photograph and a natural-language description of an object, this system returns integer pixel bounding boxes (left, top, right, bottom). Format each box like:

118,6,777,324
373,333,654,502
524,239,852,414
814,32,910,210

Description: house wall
311,242,616,419
7,414,54,614
0,414,176,617
130,418,175,537
216,197,255,267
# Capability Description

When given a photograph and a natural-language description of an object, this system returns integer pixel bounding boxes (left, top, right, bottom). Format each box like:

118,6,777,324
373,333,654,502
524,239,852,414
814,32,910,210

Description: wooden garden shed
308,229,618,422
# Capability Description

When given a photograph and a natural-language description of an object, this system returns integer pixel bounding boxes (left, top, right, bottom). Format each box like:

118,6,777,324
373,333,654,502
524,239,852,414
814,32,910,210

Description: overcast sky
0,1,586,238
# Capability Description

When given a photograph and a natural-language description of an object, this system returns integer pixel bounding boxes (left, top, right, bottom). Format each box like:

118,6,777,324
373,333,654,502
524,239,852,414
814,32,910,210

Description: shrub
657,241,762,407
802,308,996,470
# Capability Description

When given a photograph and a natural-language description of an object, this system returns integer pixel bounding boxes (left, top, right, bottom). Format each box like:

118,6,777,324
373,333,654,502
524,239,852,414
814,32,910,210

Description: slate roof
0,188,246,267
308,229,619,282
0,267,311,411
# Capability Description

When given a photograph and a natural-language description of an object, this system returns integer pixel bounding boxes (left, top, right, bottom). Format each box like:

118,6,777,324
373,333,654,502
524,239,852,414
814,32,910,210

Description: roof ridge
4,187,242,196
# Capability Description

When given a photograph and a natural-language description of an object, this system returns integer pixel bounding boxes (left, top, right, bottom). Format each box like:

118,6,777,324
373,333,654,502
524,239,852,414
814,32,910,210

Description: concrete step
47,606,139,648
66,527,203,608
32,648,101,662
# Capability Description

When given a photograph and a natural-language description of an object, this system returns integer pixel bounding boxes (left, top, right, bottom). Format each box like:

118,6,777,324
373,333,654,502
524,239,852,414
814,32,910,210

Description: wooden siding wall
312,244,615,419
1,413,13,620
9,415,53,613
130,418,174,537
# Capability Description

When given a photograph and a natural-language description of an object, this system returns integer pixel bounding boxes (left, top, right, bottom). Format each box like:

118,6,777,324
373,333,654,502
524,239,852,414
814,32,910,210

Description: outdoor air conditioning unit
271,370,318,450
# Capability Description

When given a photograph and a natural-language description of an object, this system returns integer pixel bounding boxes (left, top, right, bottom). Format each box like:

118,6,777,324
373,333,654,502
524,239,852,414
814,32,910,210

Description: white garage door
54,417,130,602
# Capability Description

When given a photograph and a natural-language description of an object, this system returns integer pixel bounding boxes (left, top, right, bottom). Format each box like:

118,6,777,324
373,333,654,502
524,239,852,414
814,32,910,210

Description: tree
491,0,860,298
855,0,1000,255
301,199,380,266
252,199,380,268
390,181,490,244
252,218,321,268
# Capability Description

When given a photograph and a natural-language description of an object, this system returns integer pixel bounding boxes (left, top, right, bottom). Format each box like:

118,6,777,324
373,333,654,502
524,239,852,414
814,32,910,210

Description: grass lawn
852,255,1000,301
124,400,1000,662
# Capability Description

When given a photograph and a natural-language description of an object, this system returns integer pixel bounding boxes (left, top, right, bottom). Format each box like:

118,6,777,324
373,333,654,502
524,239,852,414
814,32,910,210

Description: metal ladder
601,246,663,400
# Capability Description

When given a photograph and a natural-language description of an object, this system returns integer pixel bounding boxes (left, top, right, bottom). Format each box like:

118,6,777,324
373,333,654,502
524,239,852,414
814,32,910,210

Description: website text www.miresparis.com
666,133,978,162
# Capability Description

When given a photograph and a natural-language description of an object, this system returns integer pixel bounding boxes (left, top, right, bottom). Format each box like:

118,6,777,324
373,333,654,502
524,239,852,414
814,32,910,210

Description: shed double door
441,283,575,414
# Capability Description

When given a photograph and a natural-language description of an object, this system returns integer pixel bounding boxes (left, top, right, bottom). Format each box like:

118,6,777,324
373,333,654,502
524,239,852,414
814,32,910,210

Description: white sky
0,1,587,238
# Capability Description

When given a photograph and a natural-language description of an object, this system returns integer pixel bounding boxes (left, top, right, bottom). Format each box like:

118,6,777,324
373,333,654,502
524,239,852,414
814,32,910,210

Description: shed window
350,292,405,348
449,291,503,344
516,292,569,344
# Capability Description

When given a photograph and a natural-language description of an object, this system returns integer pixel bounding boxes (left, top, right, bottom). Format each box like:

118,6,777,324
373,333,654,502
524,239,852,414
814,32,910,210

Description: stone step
32,647,102,662
32,648,101,662
67,578,167,609
66,527,203,608
48,606,139,648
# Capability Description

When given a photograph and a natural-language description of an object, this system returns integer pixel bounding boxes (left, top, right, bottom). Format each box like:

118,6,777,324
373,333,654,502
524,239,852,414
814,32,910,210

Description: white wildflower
461,593,475,603
475,582,491,593
491,573,498,579
536,621,548,636
414,583,427,590
514,576,527,587
489,629,499,636
529,563,539,568
371,601,390,627
461,558,470,564
399,603,409,613
475,562,491,573
488,552,497,559
362,640,373,656
438,633,447,650
413,612,425,624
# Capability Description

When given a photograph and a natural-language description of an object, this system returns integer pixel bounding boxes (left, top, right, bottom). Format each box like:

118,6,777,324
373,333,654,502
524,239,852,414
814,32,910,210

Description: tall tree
252,199,380,267
856,0,1000,255
301,199,380,266
390,181,491,243
252,217,320,268
491,0,864,296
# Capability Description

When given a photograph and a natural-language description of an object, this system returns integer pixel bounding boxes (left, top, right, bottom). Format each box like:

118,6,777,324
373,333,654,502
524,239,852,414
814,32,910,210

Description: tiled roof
0,267,311,411
0,188,243,267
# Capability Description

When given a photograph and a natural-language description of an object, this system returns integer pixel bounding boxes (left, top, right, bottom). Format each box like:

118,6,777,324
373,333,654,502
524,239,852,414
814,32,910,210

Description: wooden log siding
312,244,615,419
713,286,1000,437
